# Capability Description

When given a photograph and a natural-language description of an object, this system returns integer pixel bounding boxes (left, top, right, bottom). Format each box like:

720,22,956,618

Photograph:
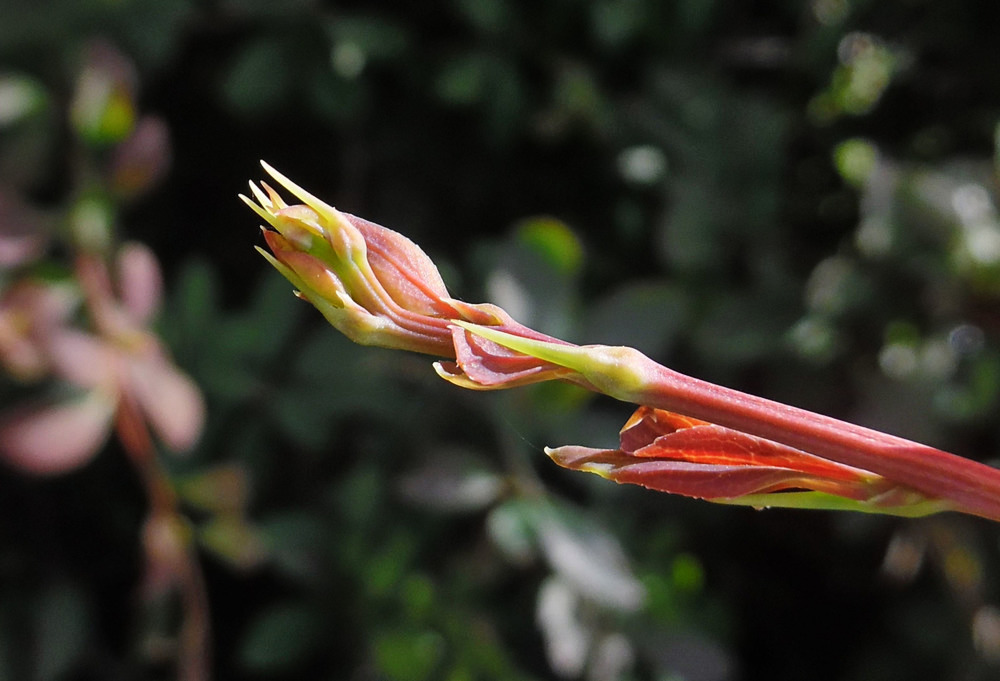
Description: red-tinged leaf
622,407,876,483
443,325,573,389
547,445,886,500
547,406,905,502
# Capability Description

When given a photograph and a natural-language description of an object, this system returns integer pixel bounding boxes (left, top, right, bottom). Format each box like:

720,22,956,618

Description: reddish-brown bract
549,406,901,502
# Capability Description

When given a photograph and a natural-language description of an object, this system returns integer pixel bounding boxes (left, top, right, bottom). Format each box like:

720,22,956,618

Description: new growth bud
244,162,470,356
243,162,567,378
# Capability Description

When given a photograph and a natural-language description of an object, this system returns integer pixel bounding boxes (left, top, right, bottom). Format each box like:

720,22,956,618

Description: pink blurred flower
0,243,204,475
0,280,77,380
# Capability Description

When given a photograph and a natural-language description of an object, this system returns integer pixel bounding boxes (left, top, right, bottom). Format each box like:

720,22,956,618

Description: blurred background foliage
2,1,1000,680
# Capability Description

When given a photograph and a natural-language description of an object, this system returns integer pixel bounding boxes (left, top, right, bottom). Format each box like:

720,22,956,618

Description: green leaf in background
328,16,410,64
373,627,445,681
223,0,314,17
197,514,267,570
176,463,249,514
238,601,325,673
435,50,525,139
834,138,878,188
258,511,331,583
0,74,47,129
515,217,584,277
589,0,646,49
935,351,1000,423
223,39,292,117
454,0,512,34
436,52,492,106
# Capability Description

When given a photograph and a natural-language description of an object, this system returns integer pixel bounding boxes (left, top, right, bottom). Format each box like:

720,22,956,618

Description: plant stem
636,361,1000,522
115,392,212,681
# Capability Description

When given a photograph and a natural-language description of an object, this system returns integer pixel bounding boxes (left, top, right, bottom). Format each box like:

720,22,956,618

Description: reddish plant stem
77,255,212,681
115,393,212,681
636,361,1000,522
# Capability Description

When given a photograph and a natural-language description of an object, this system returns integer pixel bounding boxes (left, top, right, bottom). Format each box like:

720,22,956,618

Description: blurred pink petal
110,116,171,199
116,241,162,323
10,281,78,327
0,233,46,267
0,392,115,475
128,354,204,453
0,323,48,379
0,282,77,380
45,328,119,389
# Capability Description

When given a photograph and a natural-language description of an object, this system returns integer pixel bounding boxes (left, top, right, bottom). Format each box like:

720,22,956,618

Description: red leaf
549,406,897,502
